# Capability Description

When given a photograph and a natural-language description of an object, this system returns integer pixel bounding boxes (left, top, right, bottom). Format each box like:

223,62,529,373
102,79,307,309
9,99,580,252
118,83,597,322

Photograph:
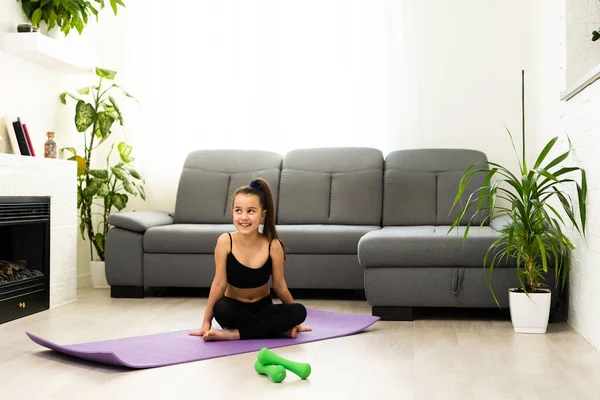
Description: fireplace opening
0,196,50,325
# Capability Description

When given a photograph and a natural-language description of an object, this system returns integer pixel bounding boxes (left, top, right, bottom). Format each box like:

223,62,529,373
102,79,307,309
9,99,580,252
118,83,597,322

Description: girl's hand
189,321,212,336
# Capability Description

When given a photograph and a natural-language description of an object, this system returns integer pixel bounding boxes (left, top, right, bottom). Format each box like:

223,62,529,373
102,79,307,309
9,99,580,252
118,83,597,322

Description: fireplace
0,196,50,325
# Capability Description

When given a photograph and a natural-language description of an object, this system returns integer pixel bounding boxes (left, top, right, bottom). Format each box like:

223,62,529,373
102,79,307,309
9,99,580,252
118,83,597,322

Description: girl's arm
271,239,312,332
270,239,295,304
189,233,229,336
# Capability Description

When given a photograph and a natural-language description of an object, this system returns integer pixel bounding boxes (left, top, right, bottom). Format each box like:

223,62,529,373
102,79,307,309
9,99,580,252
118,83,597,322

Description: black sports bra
226,233,272,289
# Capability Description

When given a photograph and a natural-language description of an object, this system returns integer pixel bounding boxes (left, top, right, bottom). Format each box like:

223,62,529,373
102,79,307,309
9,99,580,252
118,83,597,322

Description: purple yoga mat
26,307,379,369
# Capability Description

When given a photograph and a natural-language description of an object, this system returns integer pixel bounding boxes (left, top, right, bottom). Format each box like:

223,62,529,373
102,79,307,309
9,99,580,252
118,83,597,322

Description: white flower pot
509,288,551,334
90,261,109,289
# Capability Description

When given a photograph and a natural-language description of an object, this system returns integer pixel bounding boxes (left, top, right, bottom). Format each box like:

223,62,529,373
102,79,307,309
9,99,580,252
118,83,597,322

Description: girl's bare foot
281,326,298,339
202,328,240,341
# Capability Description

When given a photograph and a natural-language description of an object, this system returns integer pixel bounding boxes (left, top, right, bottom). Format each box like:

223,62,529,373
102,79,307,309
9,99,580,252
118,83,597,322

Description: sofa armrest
107,211,174,233
490,214,512,231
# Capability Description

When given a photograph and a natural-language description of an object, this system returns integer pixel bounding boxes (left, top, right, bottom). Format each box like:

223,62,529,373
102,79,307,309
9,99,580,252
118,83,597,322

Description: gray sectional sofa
105,147,557,320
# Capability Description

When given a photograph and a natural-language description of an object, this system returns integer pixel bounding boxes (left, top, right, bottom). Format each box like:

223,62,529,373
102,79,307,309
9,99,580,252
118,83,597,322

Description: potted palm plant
449,70,587,333
61,67,145,287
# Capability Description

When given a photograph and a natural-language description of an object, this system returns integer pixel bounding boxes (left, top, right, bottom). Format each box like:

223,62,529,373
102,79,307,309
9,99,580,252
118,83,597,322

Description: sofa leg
110,286,145,298
372,306,414,321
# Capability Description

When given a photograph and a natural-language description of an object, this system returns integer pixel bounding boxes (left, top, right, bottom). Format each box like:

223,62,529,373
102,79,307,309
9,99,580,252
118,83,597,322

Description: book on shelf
4,114,20,155
12,117,32,156
21,120,36,156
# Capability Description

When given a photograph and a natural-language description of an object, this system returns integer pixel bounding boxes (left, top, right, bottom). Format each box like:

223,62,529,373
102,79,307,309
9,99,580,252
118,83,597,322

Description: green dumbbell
257,348,311,380
254,360,286,383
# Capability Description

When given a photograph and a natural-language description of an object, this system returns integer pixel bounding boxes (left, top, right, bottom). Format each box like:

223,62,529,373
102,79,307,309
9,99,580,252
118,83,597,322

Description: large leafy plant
449,71,587,304
18,0,125,36
61,67,146,261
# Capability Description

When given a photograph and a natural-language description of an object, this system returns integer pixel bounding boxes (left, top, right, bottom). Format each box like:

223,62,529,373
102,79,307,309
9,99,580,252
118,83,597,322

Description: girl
189,178,311,341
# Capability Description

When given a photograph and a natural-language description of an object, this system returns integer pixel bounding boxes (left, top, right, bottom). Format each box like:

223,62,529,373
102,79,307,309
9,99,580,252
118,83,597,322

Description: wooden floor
2,289,600,399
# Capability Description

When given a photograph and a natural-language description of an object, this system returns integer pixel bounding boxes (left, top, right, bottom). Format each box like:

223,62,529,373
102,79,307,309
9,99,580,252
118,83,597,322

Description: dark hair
232,177,287,260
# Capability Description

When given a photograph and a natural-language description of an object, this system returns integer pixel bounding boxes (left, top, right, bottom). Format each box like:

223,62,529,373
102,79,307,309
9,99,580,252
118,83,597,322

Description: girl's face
232,194,265,234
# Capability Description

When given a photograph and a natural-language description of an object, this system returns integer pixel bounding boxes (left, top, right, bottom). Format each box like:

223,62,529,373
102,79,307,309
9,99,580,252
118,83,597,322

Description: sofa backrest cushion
383,149,489,226
174,150,282,224
278,147,383,225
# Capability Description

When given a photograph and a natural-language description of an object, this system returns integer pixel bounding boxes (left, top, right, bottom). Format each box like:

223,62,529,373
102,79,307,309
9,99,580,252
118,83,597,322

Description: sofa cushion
173,150,282,224
144,224,235,253
277,147,383,225
383,149,489,226
277,225,381,254
358,226,514,268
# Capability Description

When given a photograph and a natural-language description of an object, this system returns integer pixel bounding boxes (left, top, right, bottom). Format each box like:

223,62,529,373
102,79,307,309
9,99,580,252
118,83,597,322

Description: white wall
531,0,600,350
398,0,534,172
565,0,600,89
78,1,540,215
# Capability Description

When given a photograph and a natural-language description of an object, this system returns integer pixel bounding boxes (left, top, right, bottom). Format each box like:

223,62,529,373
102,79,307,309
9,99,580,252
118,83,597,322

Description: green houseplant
61,67,145,262
18,0,126,36
449,71,587,330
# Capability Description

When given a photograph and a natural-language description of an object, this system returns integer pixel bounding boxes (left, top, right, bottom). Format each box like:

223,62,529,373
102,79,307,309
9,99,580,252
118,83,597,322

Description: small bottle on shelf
44,131,57,159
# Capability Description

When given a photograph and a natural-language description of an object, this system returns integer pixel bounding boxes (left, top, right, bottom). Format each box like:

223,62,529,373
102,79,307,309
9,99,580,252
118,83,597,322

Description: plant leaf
97,111,115,139
125,166,142,180
536,236,548,273
75,155,86,176
97,182,110,197
95,67,117,80
533,136,558,169
83,180,101,199
94,233,105,254
75,101,96,132
59,91,80,105
111,193,128,210
123,180,137,195
31,8,43,26
111,166,127,181
118,142,134,163
77,86,95,95
89,169,108,179
136,184,146,200
109,0,118,14
111,83,139,104
578,169,587,233
108,96,124,125
79,218,86,239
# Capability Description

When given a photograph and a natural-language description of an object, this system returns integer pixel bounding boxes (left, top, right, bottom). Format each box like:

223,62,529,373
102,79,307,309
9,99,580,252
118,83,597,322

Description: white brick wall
0,154,77,307
561,80,600,349
566,0,600,89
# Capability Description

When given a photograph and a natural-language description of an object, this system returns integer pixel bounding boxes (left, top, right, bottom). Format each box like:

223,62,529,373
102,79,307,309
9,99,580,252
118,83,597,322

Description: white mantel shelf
2,32,95,74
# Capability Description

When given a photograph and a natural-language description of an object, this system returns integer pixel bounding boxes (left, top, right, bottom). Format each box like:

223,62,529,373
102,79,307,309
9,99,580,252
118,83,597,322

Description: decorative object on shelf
17,23,38,33
18,0,126,37
60,67,146,262
0,135,5,154
449,70,587,333
44,132,57,159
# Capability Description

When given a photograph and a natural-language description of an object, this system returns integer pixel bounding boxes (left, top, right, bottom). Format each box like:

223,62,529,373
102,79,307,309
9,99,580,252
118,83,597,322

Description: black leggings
212,296,307,340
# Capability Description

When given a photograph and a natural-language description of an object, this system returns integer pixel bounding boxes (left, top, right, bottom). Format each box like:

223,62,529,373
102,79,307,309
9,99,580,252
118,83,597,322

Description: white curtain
103,1,408,210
